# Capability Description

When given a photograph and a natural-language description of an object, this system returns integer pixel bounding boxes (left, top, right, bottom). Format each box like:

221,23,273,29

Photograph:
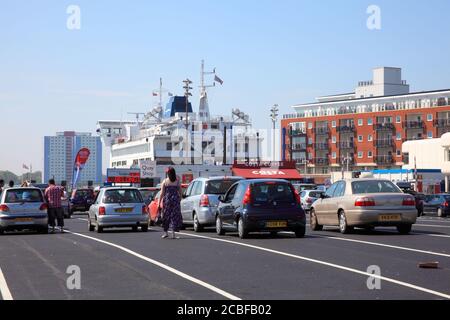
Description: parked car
310,179,417,234
0,187,48,234
139,187,160,206
215,179,306,239
300,190,324,212
181,177,244,232
401,189,425,217
292,183,317,193
315,185,328,192
69,189,95,215
423,194,450,217
87,187,149,233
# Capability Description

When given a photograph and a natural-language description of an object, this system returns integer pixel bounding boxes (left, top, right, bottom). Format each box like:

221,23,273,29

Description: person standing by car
44,179,65,233
0,180,5,194
159,167,183,239
8,181,15,188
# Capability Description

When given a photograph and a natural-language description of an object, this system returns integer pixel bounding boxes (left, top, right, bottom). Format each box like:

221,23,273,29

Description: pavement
1,214,450,300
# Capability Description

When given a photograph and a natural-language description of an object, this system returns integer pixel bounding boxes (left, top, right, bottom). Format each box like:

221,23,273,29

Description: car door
314,182,338,225
328,181,346,225
220,184,240,229
186,182,203,223
89,190,101,221
181,182,195,220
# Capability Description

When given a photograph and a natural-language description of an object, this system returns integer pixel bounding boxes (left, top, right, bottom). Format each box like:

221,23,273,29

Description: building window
332,121,336,128
308,123,313,129
308,153,313,160
396,133,402,141
367,118,373,126
332,152,337,159
396,116,401,123
358,151,363,159
308,138,314,145
396,150,402,157
368,135,373,142
332,136,336,144
427,114,433,122
368,151,373,158
428,131,433,139
167,142,172,151
358,119,363,126
358,135,363,142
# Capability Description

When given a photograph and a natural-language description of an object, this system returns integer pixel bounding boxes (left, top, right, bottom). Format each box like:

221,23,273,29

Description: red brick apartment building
281,67,450,178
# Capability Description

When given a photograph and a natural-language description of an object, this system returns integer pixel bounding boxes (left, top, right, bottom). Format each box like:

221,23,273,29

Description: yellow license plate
266,221,288,228
379,214,401,222
115,208,133,213
15,218,33,222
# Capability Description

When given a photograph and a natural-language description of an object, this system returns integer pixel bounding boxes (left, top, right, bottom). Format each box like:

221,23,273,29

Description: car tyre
270,231,278,238
193,213,203,233
338,211,353,234
88,219,95,232
310,209,323,231
0,229,4,235
295,226,306,238
38,227,48,234
397,224,412,235
141,225,149,232
132,226,138,232
216,215,225,236
238,217,248,239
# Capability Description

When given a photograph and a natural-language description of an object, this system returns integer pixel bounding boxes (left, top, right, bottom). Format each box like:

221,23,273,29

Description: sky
1,0,450,174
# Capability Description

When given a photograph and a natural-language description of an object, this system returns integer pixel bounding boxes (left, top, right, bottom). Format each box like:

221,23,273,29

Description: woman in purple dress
158,167,183,239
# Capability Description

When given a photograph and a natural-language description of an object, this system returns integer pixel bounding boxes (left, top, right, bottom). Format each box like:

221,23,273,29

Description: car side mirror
320,193,327,199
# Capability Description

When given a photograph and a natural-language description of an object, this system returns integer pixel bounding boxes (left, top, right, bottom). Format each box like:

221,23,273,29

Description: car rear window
139,190,158,200
205,179,240,195
252,182,295,204
75,190,94,198
5,189,43,203
308,191,324,198
352,180,401,194
103,190,143,204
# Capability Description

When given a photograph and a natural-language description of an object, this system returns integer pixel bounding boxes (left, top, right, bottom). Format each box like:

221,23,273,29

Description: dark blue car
69,189,95,215
423,194,450,217
215,179,306,239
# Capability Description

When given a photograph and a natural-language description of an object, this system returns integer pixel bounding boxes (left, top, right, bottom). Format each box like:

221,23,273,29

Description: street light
270,104,279,162
341,152,352,179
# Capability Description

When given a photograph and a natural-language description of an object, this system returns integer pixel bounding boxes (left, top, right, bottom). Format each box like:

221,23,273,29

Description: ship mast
199,59,215,121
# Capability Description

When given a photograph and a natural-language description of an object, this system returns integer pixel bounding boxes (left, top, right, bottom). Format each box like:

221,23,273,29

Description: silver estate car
0,187,48,234
181,177,243,232
310,179,417,234
88,187,149,233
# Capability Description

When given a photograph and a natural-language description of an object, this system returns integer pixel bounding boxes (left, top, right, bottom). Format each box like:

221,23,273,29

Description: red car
148,184,188,225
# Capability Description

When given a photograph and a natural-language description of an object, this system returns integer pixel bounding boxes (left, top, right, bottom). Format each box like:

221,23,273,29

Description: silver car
300,190,324,212
310,179,417,234
88,187,149,233
181,177,243,232
0,187,48,234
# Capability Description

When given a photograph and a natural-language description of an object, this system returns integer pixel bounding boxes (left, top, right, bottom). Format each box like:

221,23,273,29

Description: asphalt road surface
1,215,450,300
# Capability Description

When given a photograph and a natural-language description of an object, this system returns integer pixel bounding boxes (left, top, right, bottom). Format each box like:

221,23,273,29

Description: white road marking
423,234,450,239
0,268,13,300
418,219,450,224
177,231,450,300
414,224,450,229
312,235,450,258
68,231,240,300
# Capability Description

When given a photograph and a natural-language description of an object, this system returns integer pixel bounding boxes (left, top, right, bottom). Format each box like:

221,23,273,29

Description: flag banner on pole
214,75,224,85
72,148,91,188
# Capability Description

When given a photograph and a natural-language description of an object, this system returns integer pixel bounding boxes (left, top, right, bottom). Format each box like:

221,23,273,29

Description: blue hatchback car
215,179,306,239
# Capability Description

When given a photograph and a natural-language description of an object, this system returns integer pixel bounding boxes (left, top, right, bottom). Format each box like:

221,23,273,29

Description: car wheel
0,229,4,235
238,217,248,239
438,208,444,218
216,215,225,236
141,225,149,232
310,209,323,231
38,227,48,234
95,223,103,233
88,219,95,232
338,211,353,234
132,226,138,232
295,226,306,238
397,224,412,235
193,213,203,233
270,231,278,238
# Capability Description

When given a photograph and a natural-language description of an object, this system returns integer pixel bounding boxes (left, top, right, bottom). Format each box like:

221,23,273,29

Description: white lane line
67,231,240,300
414,224,450,229
423,234,450,239
418,219,450,224
177,231,450,300
312,235,450,258
0,268,13,300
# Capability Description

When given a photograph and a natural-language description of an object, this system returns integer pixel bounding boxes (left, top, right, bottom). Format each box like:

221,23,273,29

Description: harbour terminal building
281,67,450,182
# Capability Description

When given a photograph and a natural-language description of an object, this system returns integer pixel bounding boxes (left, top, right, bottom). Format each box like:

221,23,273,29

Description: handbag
155,207,163,226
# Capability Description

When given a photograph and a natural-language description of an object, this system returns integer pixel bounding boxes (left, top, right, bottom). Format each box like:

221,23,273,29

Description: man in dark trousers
0,179,4,194
44,179,65,233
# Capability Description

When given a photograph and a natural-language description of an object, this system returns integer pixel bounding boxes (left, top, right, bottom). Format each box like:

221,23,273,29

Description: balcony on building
314,126,330,135
434,118,450,128
404,120,425,130
375,138,395,148
313,158,329,166
314,142,330,151
337,123,356,133
338,141,355,149
290,128,307,137
291,143,307,151
375,155,394,164
375,122,396,131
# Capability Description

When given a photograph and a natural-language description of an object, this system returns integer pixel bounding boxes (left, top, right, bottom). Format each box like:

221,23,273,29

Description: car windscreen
5,189,43,203
205,180,240,195
352,180,401,194
252,182,295,204
103,190,143,204
308,191,324,198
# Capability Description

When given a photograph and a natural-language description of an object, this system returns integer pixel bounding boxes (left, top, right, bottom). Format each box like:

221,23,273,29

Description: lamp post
270,104,279,162
183,79,193,165
341,152,352,180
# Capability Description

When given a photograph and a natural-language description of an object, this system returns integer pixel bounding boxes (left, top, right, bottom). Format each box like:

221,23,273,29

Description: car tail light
355,197,376,207
99,206,106,216
39,203,48,211
0,204,9,212
142,205,147,215
242,186,252,205
402,197,416,206
200,194,210,207
444,202,450,207
289,184,301,205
